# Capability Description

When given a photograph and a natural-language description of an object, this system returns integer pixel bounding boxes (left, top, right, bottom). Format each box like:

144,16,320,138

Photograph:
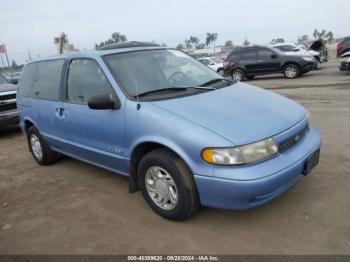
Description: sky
1,0,349,64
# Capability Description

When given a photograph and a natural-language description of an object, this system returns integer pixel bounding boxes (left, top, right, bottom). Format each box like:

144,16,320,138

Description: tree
224,40,234,48
184,39,192,49
270,38,285,45
54,32,68,54
243,38,250,47
313,29,334,44
296,35,309,47
96,32,127,48
176,43,184,49
205,32,218,47
11,60,18,70
161,43,167,47
196,43,206,49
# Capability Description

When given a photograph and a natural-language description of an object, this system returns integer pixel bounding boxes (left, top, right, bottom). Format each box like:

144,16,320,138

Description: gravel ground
0,61,349,255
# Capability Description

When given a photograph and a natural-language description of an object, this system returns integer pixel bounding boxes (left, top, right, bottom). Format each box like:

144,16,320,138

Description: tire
217,68,224,76
231,69,245,81
137,148,200,221
284,64,300,79
27,126,59,165
246,75,255,80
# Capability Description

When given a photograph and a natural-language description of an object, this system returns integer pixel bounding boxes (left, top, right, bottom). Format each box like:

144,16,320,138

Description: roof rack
96,41,160,50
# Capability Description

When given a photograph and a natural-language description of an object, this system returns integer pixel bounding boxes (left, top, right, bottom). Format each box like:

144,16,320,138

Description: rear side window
241,50,256,60
18,63,37,97
257,48,276,57
32,60,65,101
66,59,113,105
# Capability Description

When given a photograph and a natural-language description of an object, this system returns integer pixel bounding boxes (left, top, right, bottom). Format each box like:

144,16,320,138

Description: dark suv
337,36,350,57
0,73,18,128
223,46,316,81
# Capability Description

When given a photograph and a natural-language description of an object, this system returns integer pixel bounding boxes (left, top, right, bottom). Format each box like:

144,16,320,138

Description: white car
271,43,321,69
197,57,224,75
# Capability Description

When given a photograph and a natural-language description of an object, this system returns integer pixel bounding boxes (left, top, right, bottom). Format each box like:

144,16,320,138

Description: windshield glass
104,49,220,97
211,57,223,63
0,75,9,84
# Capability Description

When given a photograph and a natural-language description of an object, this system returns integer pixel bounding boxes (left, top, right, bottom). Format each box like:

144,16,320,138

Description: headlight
202,138,278,165
302,56,314,62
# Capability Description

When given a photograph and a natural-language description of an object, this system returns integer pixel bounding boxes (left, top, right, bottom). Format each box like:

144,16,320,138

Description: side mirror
11,79,18,85
209,62,215,65
88,94,121,110
271,54,277,59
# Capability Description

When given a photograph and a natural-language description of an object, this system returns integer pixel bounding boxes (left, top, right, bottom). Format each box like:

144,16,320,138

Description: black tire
283,64,300,79
231,69,245,81
217,68,224,76
27,126,59,165
137,148,200,221
246,75,255,80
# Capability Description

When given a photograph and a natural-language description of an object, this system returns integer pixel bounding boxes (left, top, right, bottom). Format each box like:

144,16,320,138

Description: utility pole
28,50,32,61
0,53,4,68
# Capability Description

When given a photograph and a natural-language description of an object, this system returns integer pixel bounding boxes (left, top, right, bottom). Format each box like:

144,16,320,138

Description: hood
152,83,306,145
0,84,17,93
309,40,322,51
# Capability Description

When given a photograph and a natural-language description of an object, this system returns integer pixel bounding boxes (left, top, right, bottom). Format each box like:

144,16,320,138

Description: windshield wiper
200,78,234,87
135,85,218,98
135,87,189,98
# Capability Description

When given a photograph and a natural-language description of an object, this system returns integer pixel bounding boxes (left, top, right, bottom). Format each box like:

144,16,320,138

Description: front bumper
339,62,350,71
194,126,321,210
300,61,316,73
0,110,19,127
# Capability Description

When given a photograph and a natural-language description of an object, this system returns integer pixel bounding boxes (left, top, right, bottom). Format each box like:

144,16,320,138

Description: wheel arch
128,139,194,194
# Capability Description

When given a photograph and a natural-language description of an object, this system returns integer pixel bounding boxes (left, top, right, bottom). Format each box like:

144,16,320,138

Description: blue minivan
17,42,321,220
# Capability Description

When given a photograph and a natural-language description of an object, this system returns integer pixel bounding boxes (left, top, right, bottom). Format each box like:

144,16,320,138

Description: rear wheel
137,148,200,221
284,64,300,79
231,69,245,81
27,126,59,165
217,68,224,76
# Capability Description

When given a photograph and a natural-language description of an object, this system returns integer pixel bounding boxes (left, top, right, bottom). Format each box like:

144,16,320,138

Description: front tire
284,64,300,79
27,126,59,165
137,148,200,221
231,69,245,81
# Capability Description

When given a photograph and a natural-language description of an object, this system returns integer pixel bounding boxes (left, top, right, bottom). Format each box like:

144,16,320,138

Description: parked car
339,51,350,71
0,74,19,128
336,36,350,57
198,56,224,75
271,43,321,69
17,42,321,220
223,46,316,81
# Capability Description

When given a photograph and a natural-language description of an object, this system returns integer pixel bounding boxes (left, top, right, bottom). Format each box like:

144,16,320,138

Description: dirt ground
0,61,349,255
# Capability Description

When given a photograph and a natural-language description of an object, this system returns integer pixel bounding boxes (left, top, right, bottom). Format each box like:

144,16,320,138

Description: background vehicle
223,46,316,81
17,43,321,221
336,36,350,57
0,74,19,128
198,57,224,75
339,51,350,71
271,43,321,69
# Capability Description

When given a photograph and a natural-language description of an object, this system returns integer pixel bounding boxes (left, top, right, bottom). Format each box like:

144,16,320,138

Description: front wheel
231,69,245,81
284,64,300,79
137,148,200,221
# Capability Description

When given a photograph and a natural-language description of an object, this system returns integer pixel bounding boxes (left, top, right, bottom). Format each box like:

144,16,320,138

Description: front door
255,48,281,74
62,58,128,175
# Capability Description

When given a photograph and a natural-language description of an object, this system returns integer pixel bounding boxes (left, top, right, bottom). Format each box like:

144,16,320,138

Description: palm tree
54,32,68,54
206,32,218,53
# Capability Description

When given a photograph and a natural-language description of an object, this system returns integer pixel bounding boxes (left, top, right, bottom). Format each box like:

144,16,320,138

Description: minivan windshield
104,49,221,97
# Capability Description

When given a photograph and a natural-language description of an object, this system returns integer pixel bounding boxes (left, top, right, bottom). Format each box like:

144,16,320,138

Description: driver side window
67,59,114,105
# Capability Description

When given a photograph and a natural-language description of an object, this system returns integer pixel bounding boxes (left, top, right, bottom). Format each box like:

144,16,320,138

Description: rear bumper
194,127,321,210
0,110,19,127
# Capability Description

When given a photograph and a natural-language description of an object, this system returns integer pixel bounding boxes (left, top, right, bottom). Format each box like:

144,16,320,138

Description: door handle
258,59,264,62
56,107,64,118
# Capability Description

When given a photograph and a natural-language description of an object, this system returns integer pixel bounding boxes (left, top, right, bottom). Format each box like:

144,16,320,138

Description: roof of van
29,42,167,63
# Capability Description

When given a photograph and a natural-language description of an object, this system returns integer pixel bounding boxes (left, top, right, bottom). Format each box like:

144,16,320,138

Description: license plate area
303,149,320,175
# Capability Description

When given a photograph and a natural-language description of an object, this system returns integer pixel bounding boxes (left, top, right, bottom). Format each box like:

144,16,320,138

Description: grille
0,93,16,101
279,125,308,153
0,102,17,112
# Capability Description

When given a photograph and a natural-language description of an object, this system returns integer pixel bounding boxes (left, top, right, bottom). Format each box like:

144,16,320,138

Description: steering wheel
168,71,185,84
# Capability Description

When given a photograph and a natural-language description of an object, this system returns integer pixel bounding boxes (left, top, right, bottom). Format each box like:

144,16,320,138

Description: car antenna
135,84,141,110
